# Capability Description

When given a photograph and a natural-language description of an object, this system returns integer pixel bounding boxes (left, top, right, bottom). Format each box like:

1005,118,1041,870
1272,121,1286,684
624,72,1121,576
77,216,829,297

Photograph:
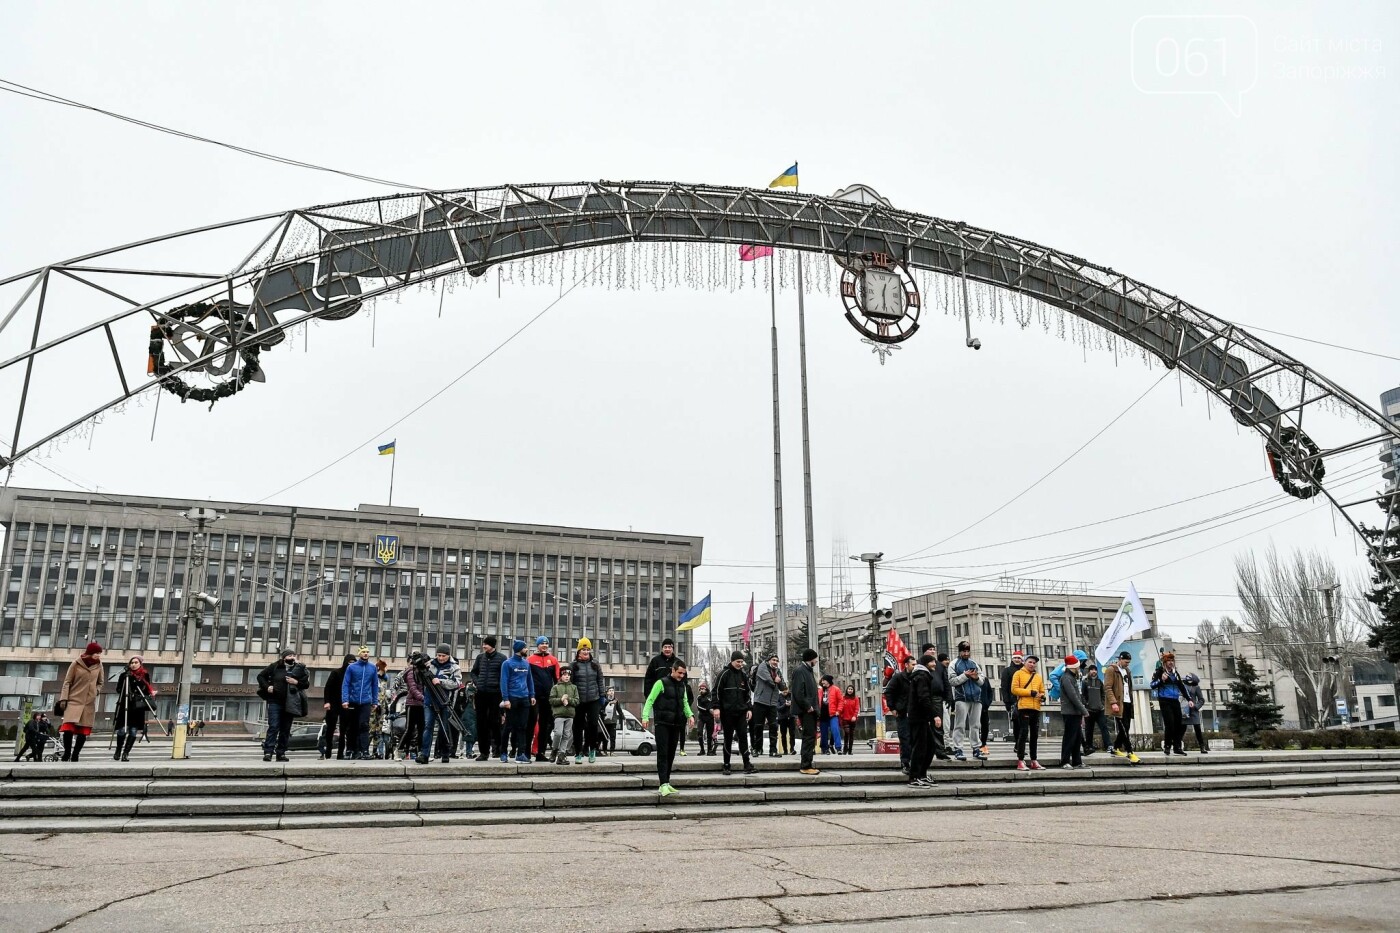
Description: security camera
194,591,219,610
967,337,982,350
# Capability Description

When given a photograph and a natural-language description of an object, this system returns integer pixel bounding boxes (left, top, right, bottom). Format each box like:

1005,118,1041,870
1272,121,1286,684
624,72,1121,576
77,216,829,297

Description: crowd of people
882,641,1211,787
16,635,1209,795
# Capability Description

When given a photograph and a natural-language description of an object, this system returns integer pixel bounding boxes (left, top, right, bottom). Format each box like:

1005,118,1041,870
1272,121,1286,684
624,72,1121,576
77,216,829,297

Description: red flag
885,627,910,667
741,593,755,644
739,244,774,261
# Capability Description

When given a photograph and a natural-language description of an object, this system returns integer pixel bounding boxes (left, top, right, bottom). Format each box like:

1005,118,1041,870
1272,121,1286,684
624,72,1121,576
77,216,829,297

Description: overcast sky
0,1,1395,644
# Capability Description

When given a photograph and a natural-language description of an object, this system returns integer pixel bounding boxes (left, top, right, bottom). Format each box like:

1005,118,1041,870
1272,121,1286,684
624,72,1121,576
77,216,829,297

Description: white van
612,709,656,756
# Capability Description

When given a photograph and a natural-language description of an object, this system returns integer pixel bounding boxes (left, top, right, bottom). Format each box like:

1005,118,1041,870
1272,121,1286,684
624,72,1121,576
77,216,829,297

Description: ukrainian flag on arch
769,163,798,188
676,592,712,632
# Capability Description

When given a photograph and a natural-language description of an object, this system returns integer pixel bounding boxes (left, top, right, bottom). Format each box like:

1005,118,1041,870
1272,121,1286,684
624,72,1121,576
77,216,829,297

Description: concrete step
3,766,1397,827
2,780,1396,834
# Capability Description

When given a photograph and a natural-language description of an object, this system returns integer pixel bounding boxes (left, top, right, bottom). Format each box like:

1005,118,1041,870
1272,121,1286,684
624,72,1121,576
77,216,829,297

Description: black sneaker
263,754,273,762
275,755,289,762
722,765,732,776
415,755,429,765
743,764,758,775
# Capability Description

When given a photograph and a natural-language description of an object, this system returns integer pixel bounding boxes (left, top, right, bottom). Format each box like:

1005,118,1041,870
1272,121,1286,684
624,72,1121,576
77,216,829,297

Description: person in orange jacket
839,685,860,755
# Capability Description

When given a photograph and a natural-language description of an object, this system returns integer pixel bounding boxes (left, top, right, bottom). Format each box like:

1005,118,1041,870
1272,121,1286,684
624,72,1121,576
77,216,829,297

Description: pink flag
739,244,773,262
741,593,756,644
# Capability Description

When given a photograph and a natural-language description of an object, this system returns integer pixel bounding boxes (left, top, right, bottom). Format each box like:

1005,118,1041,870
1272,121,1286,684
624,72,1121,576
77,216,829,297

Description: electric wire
0,78,428,191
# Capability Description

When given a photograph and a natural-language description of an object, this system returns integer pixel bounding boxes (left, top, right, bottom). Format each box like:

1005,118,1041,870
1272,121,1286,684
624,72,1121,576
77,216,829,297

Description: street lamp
851,552,888,740
242,573,332,648
172,507,220,760
542,589,621,653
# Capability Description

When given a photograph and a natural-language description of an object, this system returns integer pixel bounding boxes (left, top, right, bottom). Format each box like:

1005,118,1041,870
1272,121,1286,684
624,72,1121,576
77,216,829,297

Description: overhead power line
0,77,427,191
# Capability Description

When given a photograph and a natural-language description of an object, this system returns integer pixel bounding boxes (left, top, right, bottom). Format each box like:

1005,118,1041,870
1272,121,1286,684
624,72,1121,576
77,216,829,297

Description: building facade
0,487,703,726
1382,386,1400,493
733,586,1160,737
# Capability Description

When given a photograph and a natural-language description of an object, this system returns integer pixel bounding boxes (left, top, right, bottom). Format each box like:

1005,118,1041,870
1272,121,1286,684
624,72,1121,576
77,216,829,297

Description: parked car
254,722,322,751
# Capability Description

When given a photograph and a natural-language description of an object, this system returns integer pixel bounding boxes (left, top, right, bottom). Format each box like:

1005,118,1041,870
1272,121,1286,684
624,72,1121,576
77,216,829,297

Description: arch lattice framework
1,180,1396,573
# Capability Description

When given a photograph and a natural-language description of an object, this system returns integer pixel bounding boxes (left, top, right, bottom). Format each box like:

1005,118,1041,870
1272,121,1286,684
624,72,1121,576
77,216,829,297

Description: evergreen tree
1225,657,1284,746
1362,491,1400,662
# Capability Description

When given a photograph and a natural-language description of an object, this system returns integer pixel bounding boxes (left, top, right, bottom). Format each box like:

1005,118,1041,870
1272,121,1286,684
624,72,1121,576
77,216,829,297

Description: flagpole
770,255,790,679
388,449,396,507
793,163,820,656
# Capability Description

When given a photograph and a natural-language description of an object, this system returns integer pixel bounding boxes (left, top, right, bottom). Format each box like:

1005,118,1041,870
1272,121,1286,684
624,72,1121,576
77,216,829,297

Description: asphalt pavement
2,790,1397,931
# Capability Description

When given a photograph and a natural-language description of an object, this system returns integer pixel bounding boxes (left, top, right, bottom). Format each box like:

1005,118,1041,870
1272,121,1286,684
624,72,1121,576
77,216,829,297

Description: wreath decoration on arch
1265,426,1325,500
146,301,263,407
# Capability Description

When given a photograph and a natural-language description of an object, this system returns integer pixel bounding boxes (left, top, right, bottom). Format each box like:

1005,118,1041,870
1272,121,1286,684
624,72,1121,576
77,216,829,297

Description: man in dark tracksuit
883,656,915,773
712,651,756,776
694,682,716,756
1000,650,1026,756
469,636,505,761
790,648,821,774
906,654,940,786
928,651,955,761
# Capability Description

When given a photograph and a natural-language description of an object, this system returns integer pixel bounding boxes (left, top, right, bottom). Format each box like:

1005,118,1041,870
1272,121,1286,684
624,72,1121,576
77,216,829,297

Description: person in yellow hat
569,637,606,763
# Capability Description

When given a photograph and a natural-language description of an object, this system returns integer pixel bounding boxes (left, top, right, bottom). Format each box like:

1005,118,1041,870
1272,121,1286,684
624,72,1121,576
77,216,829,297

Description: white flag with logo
1094,583,1152,666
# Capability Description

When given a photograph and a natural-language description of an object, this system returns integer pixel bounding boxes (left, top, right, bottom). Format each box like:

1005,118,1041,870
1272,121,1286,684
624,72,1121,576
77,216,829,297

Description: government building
0,487,703,727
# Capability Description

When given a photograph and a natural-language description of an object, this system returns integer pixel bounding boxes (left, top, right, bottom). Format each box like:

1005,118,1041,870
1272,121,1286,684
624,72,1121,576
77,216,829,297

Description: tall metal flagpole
770,257,790,677
794,167,820,654
388,449,396,507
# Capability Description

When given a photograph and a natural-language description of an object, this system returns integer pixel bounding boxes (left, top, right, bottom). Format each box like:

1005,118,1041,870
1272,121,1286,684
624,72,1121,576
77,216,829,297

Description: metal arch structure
2,179,1397,571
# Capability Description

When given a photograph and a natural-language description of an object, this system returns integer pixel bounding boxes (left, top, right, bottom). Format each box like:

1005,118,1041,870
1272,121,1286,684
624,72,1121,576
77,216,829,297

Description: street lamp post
243,574,331,652
852,552,887,740
542,589,620,656
172,507,220,760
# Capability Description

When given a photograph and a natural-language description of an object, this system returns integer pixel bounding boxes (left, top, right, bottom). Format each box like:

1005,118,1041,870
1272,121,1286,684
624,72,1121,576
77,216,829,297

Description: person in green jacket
642,661,695,797
548,668,580,765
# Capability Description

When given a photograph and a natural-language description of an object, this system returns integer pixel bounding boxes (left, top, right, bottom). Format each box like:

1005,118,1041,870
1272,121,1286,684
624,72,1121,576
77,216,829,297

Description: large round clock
838,251,921,344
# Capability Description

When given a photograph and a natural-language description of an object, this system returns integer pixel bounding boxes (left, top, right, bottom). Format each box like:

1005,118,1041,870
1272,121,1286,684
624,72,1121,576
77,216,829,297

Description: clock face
862,268,905,322
839,254,921,345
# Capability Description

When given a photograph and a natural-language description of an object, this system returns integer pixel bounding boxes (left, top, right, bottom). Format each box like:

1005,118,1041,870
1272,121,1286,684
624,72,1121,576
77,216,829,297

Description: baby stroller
382,689,412,759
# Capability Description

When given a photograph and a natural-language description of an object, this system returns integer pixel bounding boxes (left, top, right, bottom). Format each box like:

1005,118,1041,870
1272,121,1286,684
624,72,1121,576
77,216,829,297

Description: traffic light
870,607,892,639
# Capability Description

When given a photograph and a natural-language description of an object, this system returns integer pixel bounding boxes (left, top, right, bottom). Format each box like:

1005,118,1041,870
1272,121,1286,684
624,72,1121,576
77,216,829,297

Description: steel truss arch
2,180,1396,572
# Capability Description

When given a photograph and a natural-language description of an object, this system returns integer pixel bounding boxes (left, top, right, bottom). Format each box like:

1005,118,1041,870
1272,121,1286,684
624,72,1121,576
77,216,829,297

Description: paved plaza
2,791,1397,932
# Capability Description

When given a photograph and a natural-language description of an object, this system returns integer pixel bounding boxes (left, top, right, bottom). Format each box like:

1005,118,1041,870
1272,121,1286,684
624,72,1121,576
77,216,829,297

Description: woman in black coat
321,655,353,759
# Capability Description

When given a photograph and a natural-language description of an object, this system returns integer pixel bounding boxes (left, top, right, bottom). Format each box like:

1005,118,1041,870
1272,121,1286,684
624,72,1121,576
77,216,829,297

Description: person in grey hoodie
1081,663,1110,756
1058,655,1086,769
1183,673,1209,753
750,653,784,757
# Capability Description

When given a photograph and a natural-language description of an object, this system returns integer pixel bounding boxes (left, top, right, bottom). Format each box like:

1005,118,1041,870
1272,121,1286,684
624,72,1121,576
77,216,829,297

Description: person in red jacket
820,677,844,754
839,685,860,755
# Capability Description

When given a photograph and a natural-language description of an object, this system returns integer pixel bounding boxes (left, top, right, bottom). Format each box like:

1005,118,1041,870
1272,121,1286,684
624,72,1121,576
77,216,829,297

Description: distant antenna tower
829,535,854,610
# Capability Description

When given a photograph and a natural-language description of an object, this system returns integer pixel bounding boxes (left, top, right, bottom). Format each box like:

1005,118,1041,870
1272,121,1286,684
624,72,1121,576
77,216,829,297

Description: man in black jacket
905,654,942,787
256,647,309,762
644,638,681,695
790,648,821,775
883,655,915,774
712,651,756,775
1000,650,1026,757
929,652,955,761
469,636,505,761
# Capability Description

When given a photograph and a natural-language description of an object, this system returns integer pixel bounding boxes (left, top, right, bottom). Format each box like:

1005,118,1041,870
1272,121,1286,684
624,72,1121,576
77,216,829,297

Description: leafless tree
1234,545,1368,728
1194,618,1233,731
694,642,738,687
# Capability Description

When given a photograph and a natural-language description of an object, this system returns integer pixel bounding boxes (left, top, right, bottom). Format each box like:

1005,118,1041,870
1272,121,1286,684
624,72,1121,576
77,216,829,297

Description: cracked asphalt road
2,794,1398,932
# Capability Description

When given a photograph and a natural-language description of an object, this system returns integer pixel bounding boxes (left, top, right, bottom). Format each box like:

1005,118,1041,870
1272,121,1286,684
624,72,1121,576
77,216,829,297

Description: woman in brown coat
58,641,104,761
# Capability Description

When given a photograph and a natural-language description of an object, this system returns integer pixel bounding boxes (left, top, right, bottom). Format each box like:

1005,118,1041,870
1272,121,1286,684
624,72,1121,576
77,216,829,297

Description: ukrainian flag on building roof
676,592,712,632
769,163,798,188
377,440,396,456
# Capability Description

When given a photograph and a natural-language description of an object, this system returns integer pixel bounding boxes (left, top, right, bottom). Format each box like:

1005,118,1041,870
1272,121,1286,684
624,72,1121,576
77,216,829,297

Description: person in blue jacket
1150,651,1191,757
499,639,537,764
341,645,380,760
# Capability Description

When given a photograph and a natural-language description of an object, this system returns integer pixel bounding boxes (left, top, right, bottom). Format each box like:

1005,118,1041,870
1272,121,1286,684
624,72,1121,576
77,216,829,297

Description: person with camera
1010,654,1046,771
112,655,157,762
416,645,463,764
257,646,309,762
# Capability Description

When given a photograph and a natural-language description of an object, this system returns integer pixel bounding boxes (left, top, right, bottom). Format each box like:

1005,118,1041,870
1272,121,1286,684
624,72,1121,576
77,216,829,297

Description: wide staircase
4,749,1399,834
